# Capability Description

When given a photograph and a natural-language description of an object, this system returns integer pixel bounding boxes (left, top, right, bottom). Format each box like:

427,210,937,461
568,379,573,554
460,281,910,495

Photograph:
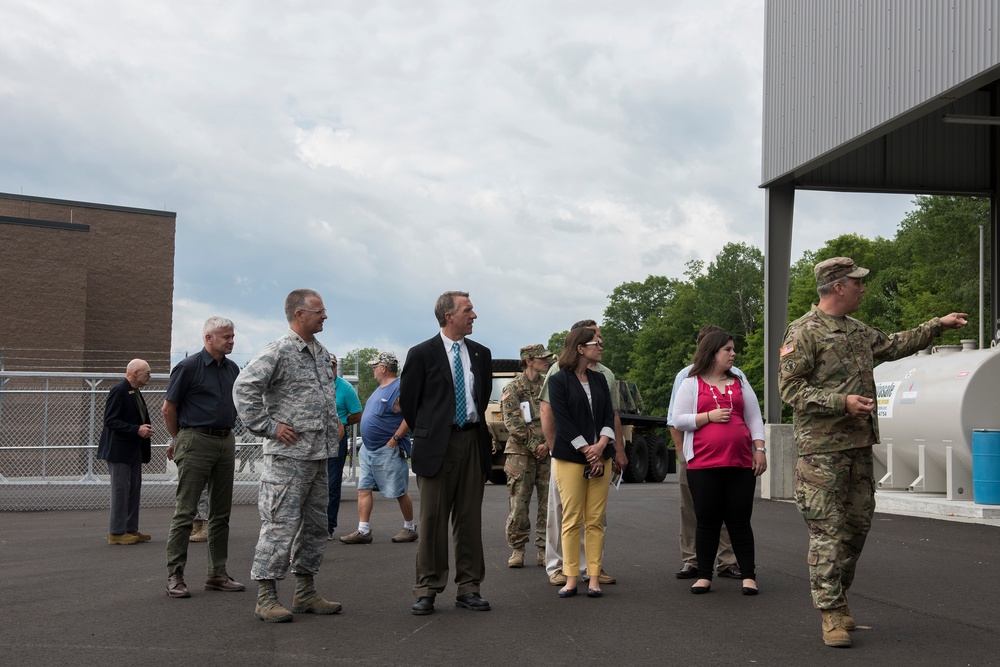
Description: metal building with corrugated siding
761,0,1000,422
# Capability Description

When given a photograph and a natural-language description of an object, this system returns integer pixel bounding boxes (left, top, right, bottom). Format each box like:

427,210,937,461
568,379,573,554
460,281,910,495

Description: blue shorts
358,445,410,498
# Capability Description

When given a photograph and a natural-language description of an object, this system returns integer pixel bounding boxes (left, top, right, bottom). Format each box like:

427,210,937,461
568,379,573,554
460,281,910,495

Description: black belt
451,422,479,432
185,426,232,438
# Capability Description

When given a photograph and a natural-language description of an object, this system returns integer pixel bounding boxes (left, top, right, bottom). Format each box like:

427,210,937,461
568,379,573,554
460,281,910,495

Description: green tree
341,347,380,404
547,330,568,358
628,281,702,416
893,195,989,340
600,275,676,376
692,242,764,347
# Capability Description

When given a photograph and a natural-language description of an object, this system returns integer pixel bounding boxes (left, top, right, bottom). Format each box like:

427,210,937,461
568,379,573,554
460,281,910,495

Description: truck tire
645,435,670,483
623,434,648,483
489,469,508,485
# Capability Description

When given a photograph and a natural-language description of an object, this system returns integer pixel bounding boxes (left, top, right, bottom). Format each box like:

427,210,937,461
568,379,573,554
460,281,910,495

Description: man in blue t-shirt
327,355,363,539
339,352,417,545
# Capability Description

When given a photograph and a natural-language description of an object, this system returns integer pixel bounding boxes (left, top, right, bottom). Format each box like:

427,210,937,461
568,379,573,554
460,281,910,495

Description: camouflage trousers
505,453,550,550
795,447,875,610
251,455,329,581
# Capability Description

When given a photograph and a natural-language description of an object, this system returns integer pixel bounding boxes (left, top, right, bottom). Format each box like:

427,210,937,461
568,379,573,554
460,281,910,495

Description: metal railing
0,371,357,511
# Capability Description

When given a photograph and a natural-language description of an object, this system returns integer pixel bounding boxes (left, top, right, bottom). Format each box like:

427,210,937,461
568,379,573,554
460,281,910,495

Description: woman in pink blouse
673,330,766,595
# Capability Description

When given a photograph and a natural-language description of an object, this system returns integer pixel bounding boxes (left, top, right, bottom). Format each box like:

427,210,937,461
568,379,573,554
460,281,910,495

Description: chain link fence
0,371,357,512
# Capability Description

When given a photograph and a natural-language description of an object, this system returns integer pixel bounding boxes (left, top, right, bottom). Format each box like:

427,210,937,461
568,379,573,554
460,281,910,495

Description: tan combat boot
255,579,293,623
537,547,546,567
507,548,524,568
291,573,342,614
821,608,852,647
189,519,208,543
841,603,856,631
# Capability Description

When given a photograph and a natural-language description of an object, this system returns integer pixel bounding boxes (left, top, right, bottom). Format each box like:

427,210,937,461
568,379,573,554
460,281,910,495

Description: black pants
686,466,756,580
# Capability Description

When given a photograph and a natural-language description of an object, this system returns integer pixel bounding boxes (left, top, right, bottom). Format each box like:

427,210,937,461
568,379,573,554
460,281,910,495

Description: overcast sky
1,1,915,368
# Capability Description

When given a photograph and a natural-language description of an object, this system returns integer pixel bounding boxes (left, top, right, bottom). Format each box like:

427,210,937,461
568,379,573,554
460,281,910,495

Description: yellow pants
553,457,612,577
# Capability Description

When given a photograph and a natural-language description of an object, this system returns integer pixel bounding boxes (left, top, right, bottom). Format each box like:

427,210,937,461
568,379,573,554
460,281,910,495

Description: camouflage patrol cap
519,344,552,360
367,351,398,367
814,257,869,285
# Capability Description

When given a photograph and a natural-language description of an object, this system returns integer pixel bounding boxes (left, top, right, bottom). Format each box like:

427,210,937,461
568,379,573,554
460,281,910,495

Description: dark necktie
453,342,466,427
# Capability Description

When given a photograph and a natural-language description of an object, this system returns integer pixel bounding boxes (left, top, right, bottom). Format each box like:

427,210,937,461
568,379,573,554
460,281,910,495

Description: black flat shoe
742,586,759,596
690,584,711,594
411,596,435,615
586,588,603,598
557,587,578,598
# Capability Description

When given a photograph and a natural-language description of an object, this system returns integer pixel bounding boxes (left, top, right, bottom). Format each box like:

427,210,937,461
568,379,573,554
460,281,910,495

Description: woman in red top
673,330,766,595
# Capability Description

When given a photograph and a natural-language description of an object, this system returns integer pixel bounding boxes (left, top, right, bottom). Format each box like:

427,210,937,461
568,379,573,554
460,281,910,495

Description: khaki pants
165,429,236,576
552,458,612,578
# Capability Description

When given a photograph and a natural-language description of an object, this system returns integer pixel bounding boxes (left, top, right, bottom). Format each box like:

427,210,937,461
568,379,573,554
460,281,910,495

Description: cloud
0,0,917,367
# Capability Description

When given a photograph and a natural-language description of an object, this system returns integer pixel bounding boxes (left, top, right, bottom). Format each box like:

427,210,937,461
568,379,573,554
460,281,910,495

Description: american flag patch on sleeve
779,343,794,357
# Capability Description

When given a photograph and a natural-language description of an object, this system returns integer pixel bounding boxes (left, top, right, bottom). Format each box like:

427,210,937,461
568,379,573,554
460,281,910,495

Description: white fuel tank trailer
873,340,1000,501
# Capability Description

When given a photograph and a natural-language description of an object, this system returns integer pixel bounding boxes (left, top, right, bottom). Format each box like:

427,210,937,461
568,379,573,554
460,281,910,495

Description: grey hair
284,289,321,323
434,291,470,327
203,316,235,335
817,278,848,298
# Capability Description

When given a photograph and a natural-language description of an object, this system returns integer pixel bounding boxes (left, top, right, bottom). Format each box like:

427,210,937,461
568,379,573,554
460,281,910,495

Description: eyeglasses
583,342,603,348
299,308,327,316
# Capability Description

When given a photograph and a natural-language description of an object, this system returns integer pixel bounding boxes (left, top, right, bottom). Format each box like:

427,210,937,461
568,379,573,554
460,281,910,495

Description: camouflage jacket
778,305,943,455
500,372,546,455
233,329,341,461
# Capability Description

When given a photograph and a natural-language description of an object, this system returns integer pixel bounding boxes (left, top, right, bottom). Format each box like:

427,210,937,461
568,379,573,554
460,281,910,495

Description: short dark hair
688,330,737,380
558,327,597,372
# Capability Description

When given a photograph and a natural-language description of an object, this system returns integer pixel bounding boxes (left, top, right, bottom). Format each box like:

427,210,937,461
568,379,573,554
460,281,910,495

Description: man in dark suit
400,291,493,615
97,359,154,545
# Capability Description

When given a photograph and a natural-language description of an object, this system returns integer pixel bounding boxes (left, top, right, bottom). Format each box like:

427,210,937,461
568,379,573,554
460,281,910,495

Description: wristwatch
392,434,402,442
755,447,767,453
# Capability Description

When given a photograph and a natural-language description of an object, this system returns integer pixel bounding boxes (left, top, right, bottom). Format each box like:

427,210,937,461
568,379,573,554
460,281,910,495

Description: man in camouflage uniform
233,288,345,623
500,344,552,568
779,257,967,648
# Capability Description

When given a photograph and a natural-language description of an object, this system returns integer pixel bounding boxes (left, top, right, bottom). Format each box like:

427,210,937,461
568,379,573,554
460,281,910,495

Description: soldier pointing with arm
779,257,967,648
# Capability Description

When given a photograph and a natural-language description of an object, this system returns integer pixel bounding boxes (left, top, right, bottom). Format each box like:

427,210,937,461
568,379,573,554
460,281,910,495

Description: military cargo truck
485,360,672,484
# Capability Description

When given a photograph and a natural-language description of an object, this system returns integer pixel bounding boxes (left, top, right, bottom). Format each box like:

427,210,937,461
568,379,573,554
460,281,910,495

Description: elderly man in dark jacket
98,359,154,545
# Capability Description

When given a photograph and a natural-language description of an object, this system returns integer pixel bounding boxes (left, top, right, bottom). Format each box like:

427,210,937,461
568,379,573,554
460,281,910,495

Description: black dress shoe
455,592,491,611
716,564,742,579
675,564,698,579
586,588,603,598
557,587,577,598
742,585,759,596
690,583,712,594
411,596,435,615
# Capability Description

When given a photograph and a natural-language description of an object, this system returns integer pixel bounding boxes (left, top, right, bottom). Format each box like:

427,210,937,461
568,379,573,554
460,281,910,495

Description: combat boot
255,579,293,623
291,573,342,614
537,547,545,567
507,548,524,568
821,608,852,647
841,604,856,631
189,519,208,543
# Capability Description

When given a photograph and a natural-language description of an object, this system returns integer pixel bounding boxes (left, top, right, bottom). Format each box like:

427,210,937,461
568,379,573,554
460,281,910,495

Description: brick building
0,192,176,372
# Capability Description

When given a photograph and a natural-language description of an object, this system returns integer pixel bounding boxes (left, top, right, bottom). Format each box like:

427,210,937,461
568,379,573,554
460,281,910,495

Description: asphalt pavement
3,475,999,666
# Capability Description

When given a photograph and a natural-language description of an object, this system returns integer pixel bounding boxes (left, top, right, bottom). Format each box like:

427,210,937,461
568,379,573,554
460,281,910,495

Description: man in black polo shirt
163,316,246,598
